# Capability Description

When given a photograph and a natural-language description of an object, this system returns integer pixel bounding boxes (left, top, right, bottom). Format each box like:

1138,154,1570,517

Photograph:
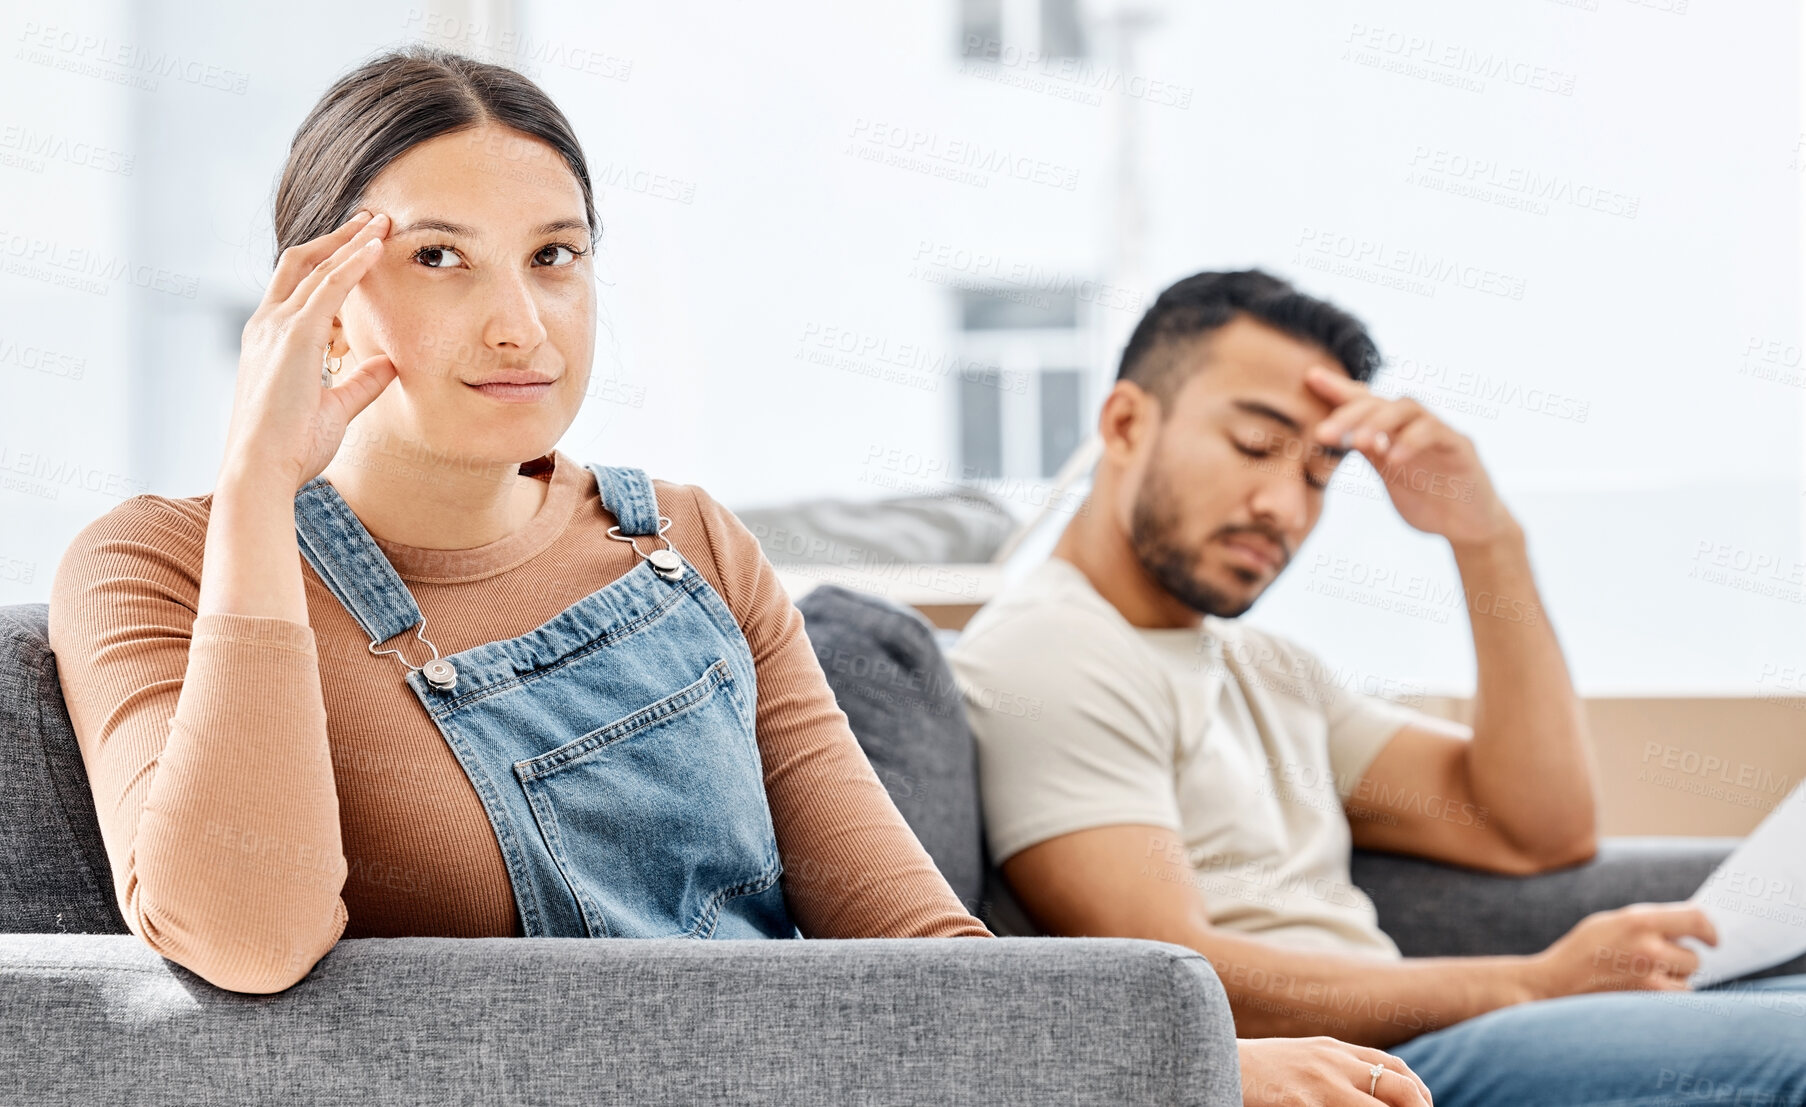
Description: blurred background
1,0,1801,724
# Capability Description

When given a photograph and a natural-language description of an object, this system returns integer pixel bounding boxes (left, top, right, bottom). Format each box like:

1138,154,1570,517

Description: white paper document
1686,777,1806,986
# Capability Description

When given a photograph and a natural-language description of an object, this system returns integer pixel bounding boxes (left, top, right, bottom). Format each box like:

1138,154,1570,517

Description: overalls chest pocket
511,656,786,938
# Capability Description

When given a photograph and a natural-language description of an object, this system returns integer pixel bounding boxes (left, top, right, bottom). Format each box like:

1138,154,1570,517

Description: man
948,270,1806,1107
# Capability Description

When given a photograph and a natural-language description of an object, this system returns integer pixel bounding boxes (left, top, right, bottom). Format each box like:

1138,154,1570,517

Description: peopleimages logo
908,240,1144,313
1294,226,1528,301
845,118,1080,192
0,445,149,500
960,35,1195,109
0,227,200,299
400,9,633,80
794,321,1025,396
0,123,135,176
0,335,86,380
1405,146,1639,220
14,21,250,94
1382,354,1590,424
1342,23,1577,96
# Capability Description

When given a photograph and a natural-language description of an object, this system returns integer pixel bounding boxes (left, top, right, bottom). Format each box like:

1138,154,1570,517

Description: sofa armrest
1353,836,1806,980
1,934,1239,1106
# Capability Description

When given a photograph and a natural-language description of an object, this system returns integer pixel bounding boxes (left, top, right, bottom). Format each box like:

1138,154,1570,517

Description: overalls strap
294,475,423,645
290,459,795,940
585,463,661,536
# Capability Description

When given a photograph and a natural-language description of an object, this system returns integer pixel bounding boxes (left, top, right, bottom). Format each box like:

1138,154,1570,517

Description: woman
47,43,1429,1106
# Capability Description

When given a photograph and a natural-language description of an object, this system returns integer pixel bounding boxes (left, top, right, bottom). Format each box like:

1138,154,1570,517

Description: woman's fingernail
352,209,372,221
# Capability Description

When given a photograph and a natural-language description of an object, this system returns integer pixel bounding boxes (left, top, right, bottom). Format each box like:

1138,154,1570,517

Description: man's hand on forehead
1305,365,1420,465
1302,365,1514,548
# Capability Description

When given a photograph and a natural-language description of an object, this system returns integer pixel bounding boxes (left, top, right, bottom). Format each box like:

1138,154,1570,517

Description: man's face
1128,316,1351,618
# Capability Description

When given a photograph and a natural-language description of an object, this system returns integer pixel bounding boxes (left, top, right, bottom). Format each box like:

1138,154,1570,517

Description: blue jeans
1391,974,1806,1106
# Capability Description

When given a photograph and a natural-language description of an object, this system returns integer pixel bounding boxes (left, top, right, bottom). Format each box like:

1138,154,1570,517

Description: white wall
1134,2,1804,696
2,0,1799,698
2,0,140,610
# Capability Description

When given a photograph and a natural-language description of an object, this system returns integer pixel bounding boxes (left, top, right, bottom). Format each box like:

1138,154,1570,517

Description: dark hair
271,44,599,266
1115,269,1380,408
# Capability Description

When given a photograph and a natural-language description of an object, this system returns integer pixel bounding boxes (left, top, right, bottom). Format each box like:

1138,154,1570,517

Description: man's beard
1128,453,1288,619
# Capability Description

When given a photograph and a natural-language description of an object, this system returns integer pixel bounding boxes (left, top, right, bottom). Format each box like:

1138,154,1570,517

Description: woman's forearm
134,613,348,992
198,464,310,623
124,467,349,992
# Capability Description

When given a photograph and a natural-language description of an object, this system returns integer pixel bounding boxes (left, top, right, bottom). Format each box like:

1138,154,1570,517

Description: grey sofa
2,595,1234,1107
2,592,1799,1106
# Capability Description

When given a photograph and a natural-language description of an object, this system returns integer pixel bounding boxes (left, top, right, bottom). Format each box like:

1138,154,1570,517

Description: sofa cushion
739,490,1016,568
0,603,126,934
7,587,987,933
794,585,985,912
1352,837,1806,979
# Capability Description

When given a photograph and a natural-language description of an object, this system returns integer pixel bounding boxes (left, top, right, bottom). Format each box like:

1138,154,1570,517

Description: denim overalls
293,461,801,941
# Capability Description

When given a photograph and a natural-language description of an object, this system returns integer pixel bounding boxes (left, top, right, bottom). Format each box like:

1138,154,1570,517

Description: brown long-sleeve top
48,448,991,992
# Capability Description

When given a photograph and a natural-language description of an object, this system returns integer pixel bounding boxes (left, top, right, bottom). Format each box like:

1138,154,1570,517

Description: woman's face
333,122,596,466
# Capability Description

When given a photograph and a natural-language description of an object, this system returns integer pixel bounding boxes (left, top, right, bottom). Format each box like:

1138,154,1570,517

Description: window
958,0,1003,57
1039,369,1084,477
957,370,1006,479
960,288,1077,331
1039,0,1085,58
957,0,1085,60
952,287,1095,484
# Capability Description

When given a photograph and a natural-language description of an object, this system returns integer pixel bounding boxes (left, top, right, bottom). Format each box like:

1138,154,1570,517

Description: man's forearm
1450,515,1597,862
1186,925,1538,1047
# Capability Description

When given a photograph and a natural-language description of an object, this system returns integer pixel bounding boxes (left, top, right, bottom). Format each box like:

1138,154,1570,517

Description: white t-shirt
949,556,1436,957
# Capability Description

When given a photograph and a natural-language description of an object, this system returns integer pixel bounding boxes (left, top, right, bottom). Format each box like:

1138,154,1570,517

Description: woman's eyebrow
391,217,473,236
533,218,589,236
390,216,588,237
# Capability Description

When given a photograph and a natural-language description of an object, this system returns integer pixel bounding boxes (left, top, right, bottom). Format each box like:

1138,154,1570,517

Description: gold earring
322,343,344,375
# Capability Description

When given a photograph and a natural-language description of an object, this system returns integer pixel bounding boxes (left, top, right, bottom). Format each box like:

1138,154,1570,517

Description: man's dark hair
1116,269,1380,408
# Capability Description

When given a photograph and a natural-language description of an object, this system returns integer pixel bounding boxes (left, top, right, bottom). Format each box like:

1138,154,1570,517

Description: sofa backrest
0,591,988,933
793,585,987,914
0,603,127,934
